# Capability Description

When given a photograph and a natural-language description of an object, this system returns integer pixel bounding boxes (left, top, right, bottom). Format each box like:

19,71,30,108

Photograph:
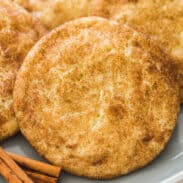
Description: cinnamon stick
0,158,22,183
25,170,58,183
0,147,33,183
7,152,61,177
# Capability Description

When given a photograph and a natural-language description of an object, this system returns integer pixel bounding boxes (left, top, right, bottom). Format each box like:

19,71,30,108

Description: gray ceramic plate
1,107,183,183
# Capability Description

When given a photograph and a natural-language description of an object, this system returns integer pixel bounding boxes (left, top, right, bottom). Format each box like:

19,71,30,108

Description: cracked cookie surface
0,0,46,141
13,0,93,29
14,17,179,179
91,0,183,102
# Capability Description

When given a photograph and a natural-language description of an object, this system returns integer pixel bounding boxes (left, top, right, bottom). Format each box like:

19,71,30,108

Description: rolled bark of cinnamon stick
25,170,58,183
7,152,61,177
0,147,33,183
0,158,22,183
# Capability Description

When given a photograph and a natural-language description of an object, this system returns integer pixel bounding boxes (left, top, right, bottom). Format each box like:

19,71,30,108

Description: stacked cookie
0,0,182,179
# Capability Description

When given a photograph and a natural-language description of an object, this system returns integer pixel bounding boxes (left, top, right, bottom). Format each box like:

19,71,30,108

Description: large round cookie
13,0,92,29
14,17,179,179
92,0,183,102
0,0,46,141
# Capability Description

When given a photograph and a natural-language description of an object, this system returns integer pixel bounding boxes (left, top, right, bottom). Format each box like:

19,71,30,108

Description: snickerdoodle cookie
14,17,179,179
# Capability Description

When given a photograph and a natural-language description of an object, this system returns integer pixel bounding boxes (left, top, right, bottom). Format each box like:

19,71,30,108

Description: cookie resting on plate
14,17,179,179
